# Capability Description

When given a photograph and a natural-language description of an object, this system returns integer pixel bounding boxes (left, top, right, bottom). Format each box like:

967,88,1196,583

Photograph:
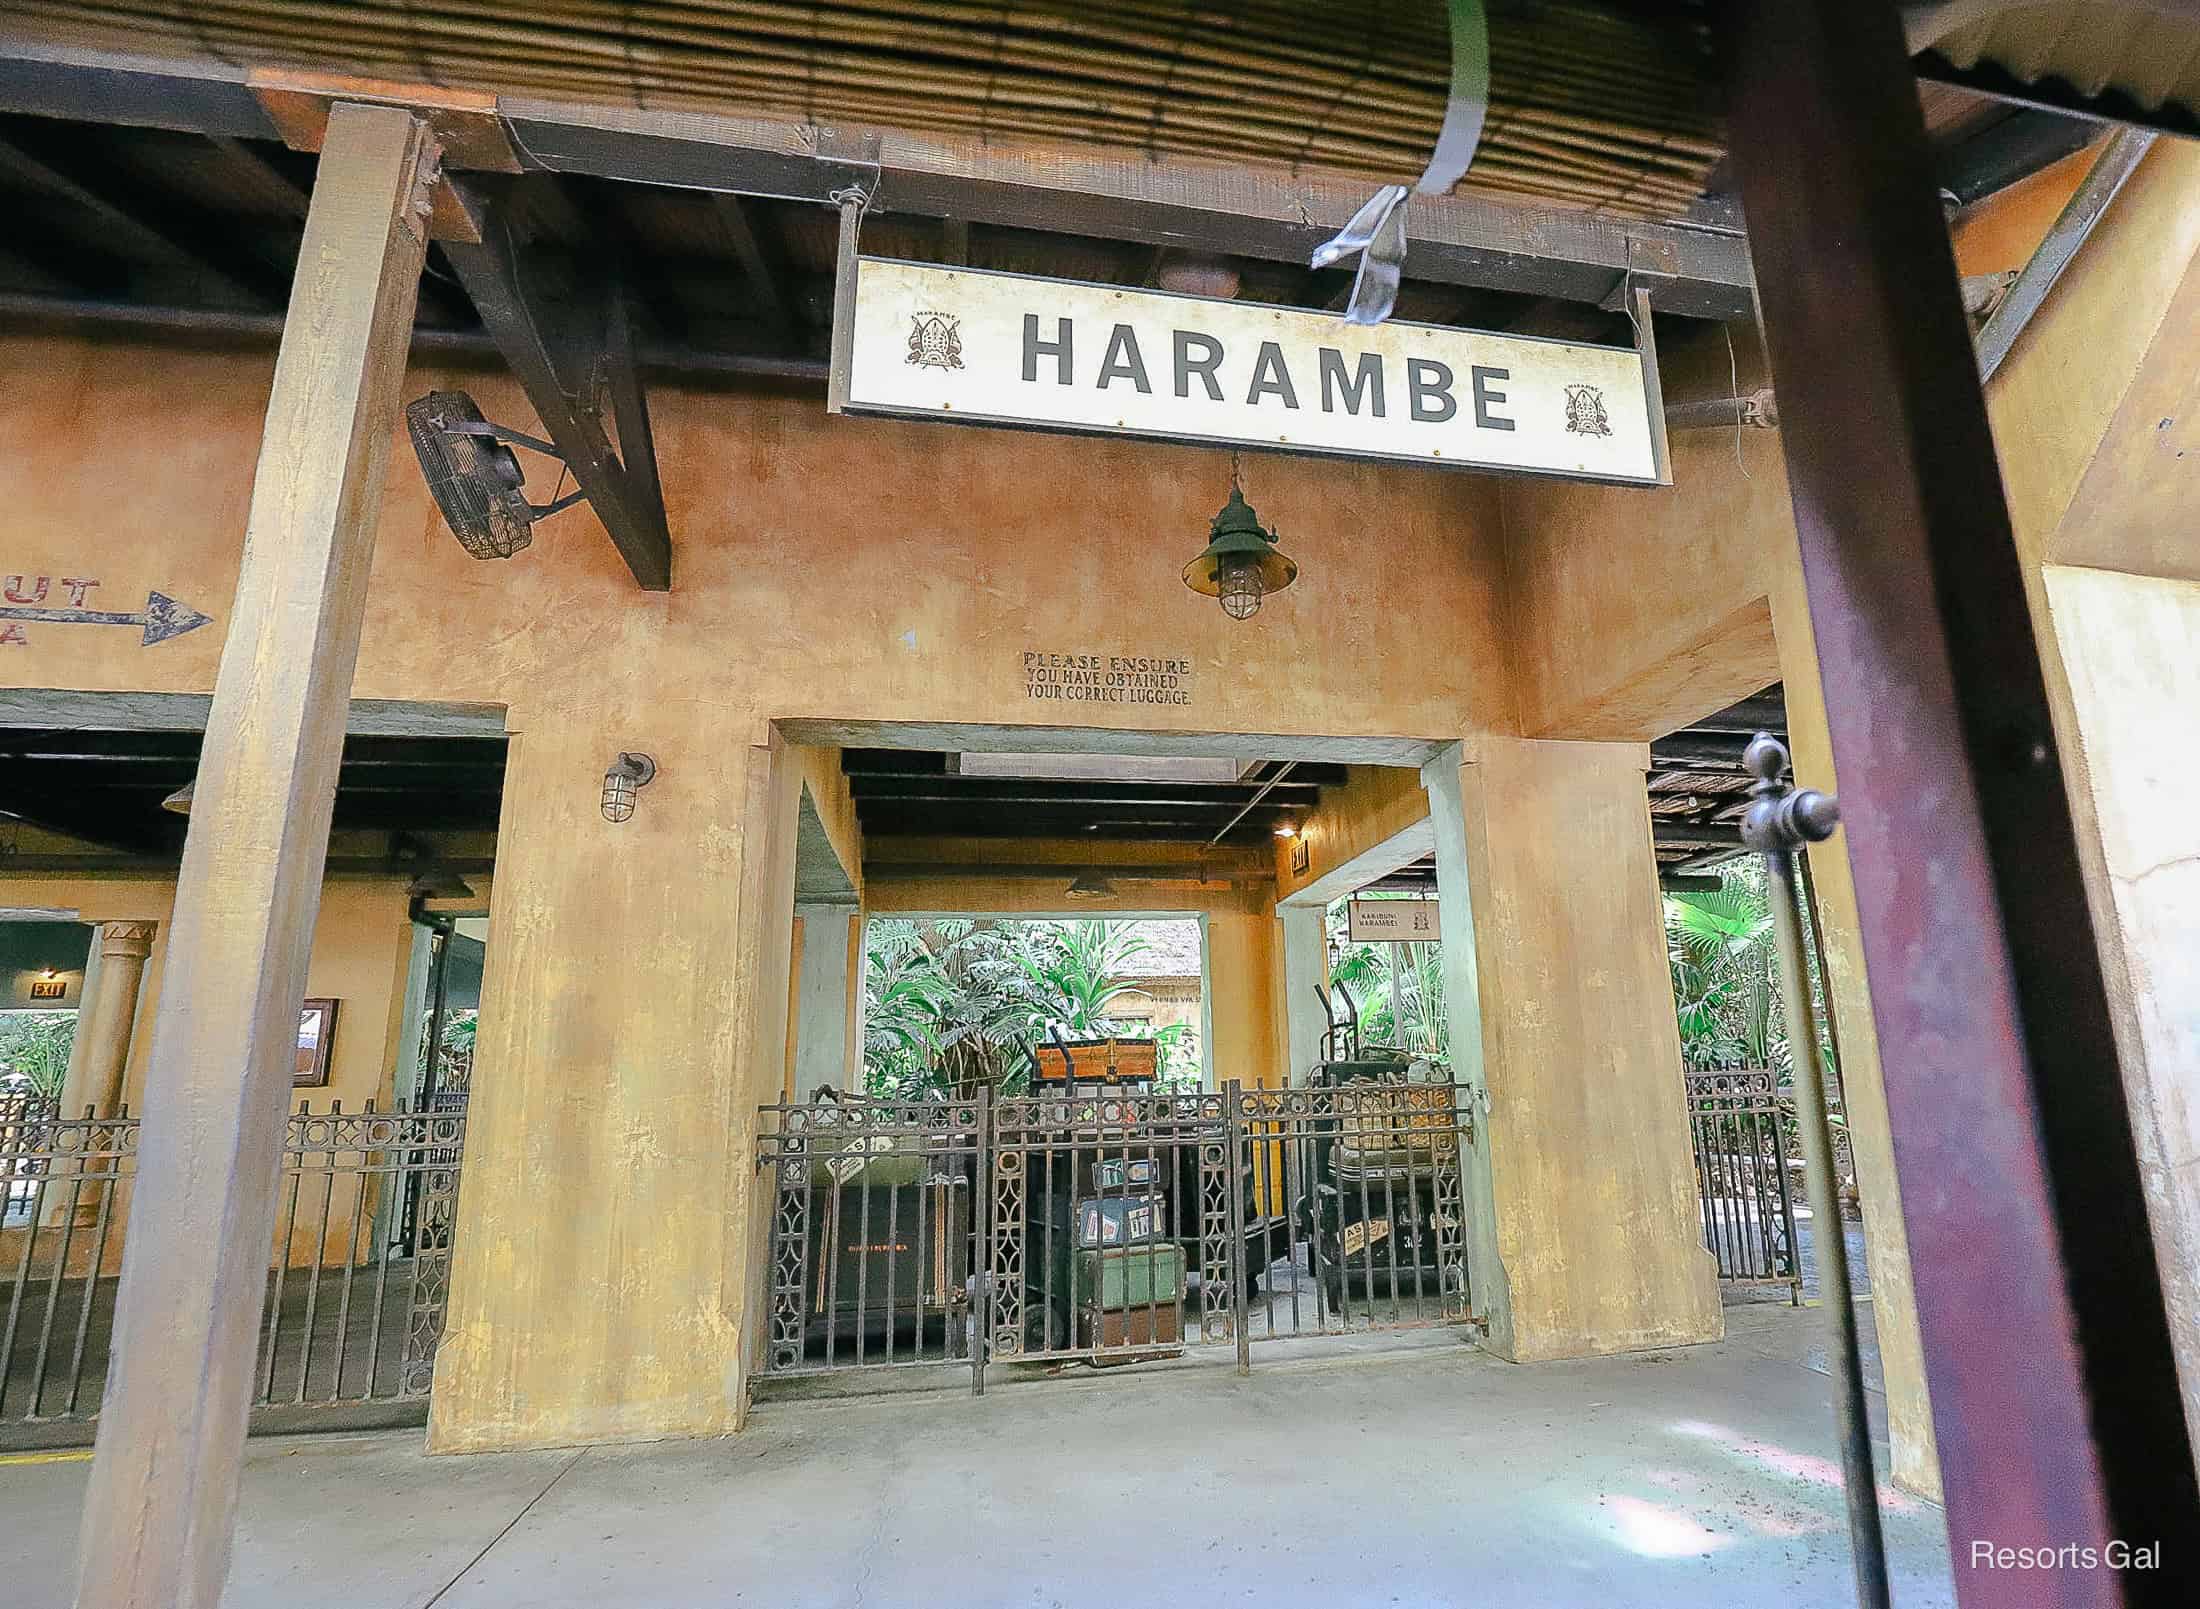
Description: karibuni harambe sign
835,258,1663,485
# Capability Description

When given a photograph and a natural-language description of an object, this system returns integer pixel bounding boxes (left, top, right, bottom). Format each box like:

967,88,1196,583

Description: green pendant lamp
1183,453,1298,620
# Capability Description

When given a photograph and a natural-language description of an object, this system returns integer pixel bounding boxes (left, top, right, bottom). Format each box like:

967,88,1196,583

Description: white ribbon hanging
1310,0,1491,325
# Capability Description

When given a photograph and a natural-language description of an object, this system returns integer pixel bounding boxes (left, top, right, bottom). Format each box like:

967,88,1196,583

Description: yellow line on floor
0,1448,93,1465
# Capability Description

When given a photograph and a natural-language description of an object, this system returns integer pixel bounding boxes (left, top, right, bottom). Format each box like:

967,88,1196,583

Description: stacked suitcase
1073,1155,1185,1356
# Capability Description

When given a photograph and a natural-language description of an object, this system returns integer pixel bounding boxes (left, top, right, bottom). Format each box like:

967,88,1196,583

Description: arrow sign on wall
0,590,213,646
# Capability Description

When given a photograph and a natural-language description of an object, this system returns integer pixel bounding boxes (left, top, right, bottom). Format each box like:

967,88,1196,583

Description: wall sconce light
1065,872,1117,901
161,780,195,815
601,753,657,822
1183,452,1297,620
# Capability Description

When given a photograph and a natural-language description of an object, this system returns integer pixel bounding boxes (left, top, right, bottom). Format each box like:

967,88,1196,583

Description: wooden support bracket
247,68,522,242
438,175,674,590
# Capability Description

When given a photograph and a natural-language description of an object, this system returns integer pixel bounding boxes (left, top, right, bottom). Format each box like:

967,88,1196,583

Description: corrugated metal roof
1926,1,2200,119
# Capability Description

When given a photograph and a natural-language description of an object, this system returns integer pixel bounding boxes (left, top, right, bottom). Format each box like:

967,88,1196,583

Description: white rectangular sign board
1348,899,1441,943
837,258,1661,484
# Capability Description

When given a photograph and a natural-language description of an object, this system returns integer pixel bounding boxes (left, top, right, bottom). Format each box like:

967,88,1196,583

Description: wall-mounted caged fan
405,390,587,560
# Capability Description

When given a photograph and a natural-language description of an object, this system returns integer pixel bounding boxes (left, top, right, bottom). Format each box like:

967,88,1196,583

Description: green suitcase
1070,1242,1186,1311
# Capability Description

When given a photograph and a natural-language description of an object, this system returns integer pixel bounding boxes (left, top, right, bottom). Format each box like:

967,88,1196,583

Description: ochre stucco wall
0,332,1519,1452
1493,315,1952,1492
1498,328,1787,742
0,334,1511,746
1272,762,1431,904
425,707,773,1451
1951,140,2099,277
0,877,411,1120
0,311,1897,1453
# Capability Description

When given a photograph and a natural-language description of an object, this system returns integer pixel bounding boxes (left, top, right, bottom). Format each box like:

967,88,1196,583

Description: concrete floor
1,1302,1953,1608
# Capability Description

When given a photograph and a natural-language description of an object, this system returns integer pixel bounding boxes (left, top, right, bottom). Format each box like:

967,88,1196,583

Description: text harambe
1018,314,1517,429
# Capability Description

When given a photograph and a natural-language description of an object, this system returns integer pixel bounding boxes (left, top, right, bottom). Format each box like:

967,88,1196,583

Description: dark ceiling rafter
0,52,2110,405
1644,684,1789,871
440,173,673,590
711,193,797,351
505,105,1758,320
204,132,308,217
845,751,1333,846
849,780,1326,810
1934,105,2100,208
0,728,510,853
0,791,181,858
0,124,282,307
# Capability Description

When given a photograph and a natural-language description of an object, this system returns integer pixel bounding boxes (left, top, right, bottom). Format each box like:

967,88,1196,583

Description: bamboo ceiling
13,1,1725,216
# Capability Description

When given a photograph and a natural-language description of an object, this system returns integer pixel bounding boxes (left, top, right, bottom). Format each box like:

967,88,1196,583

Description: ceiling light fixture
1183,452,1297,620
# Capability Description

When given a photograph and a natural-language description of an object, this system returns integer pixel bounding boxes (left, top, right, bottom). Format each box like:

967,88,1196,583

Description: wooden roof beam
0,41,1758,318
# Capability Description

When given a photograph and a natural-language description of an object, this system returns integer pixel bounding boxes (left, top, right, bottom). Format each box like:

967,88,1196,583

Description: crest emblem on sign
1563,383,1611,437
906,310,963,370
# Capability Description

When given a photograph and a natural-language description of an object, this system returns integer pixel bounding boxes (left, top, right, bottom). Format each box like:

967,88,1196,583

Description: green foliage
860,918,1197,1097
1661,859,1837,1098
1011,920,1153,1033
1665,865,1777,1071
0,1011,77,1101
417,1006,480,1095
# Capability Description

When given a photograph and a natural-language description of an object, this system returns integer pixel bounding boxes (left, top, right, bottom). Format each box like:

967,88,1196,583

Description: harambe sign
837,258,1662,484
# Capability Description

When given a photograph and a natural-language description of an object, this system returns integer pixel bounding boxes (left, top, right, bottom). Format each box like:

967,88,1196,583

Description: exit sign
28,978,66,999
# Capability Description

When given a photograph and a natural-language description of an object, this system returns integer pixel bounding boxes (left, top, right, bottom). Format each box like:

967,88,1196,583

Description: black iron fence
1,1099,467,1446
758,1078,1475,1389
1,1093,56,1228
1683,1069,1801,1298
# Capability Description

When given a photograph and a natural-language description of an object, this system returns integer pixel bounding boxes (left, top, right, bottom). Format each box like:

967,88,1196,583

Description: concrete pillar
1424,737,1723,1361
61,922,155,1115
791,904,858,1095
1770,558,1943,1501
1203,902,1283,1091
431,715,799,1453
1277,904,1327,1082
2041,565,2200,1458
1989,138,2200,1472
42,922,155,1228
391,921,437,1105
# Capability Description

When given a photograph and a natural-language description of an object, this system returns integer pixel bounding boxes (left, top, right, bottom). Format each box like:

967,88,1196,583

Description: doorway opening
0,705,504,1446
759,720,1479,1387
